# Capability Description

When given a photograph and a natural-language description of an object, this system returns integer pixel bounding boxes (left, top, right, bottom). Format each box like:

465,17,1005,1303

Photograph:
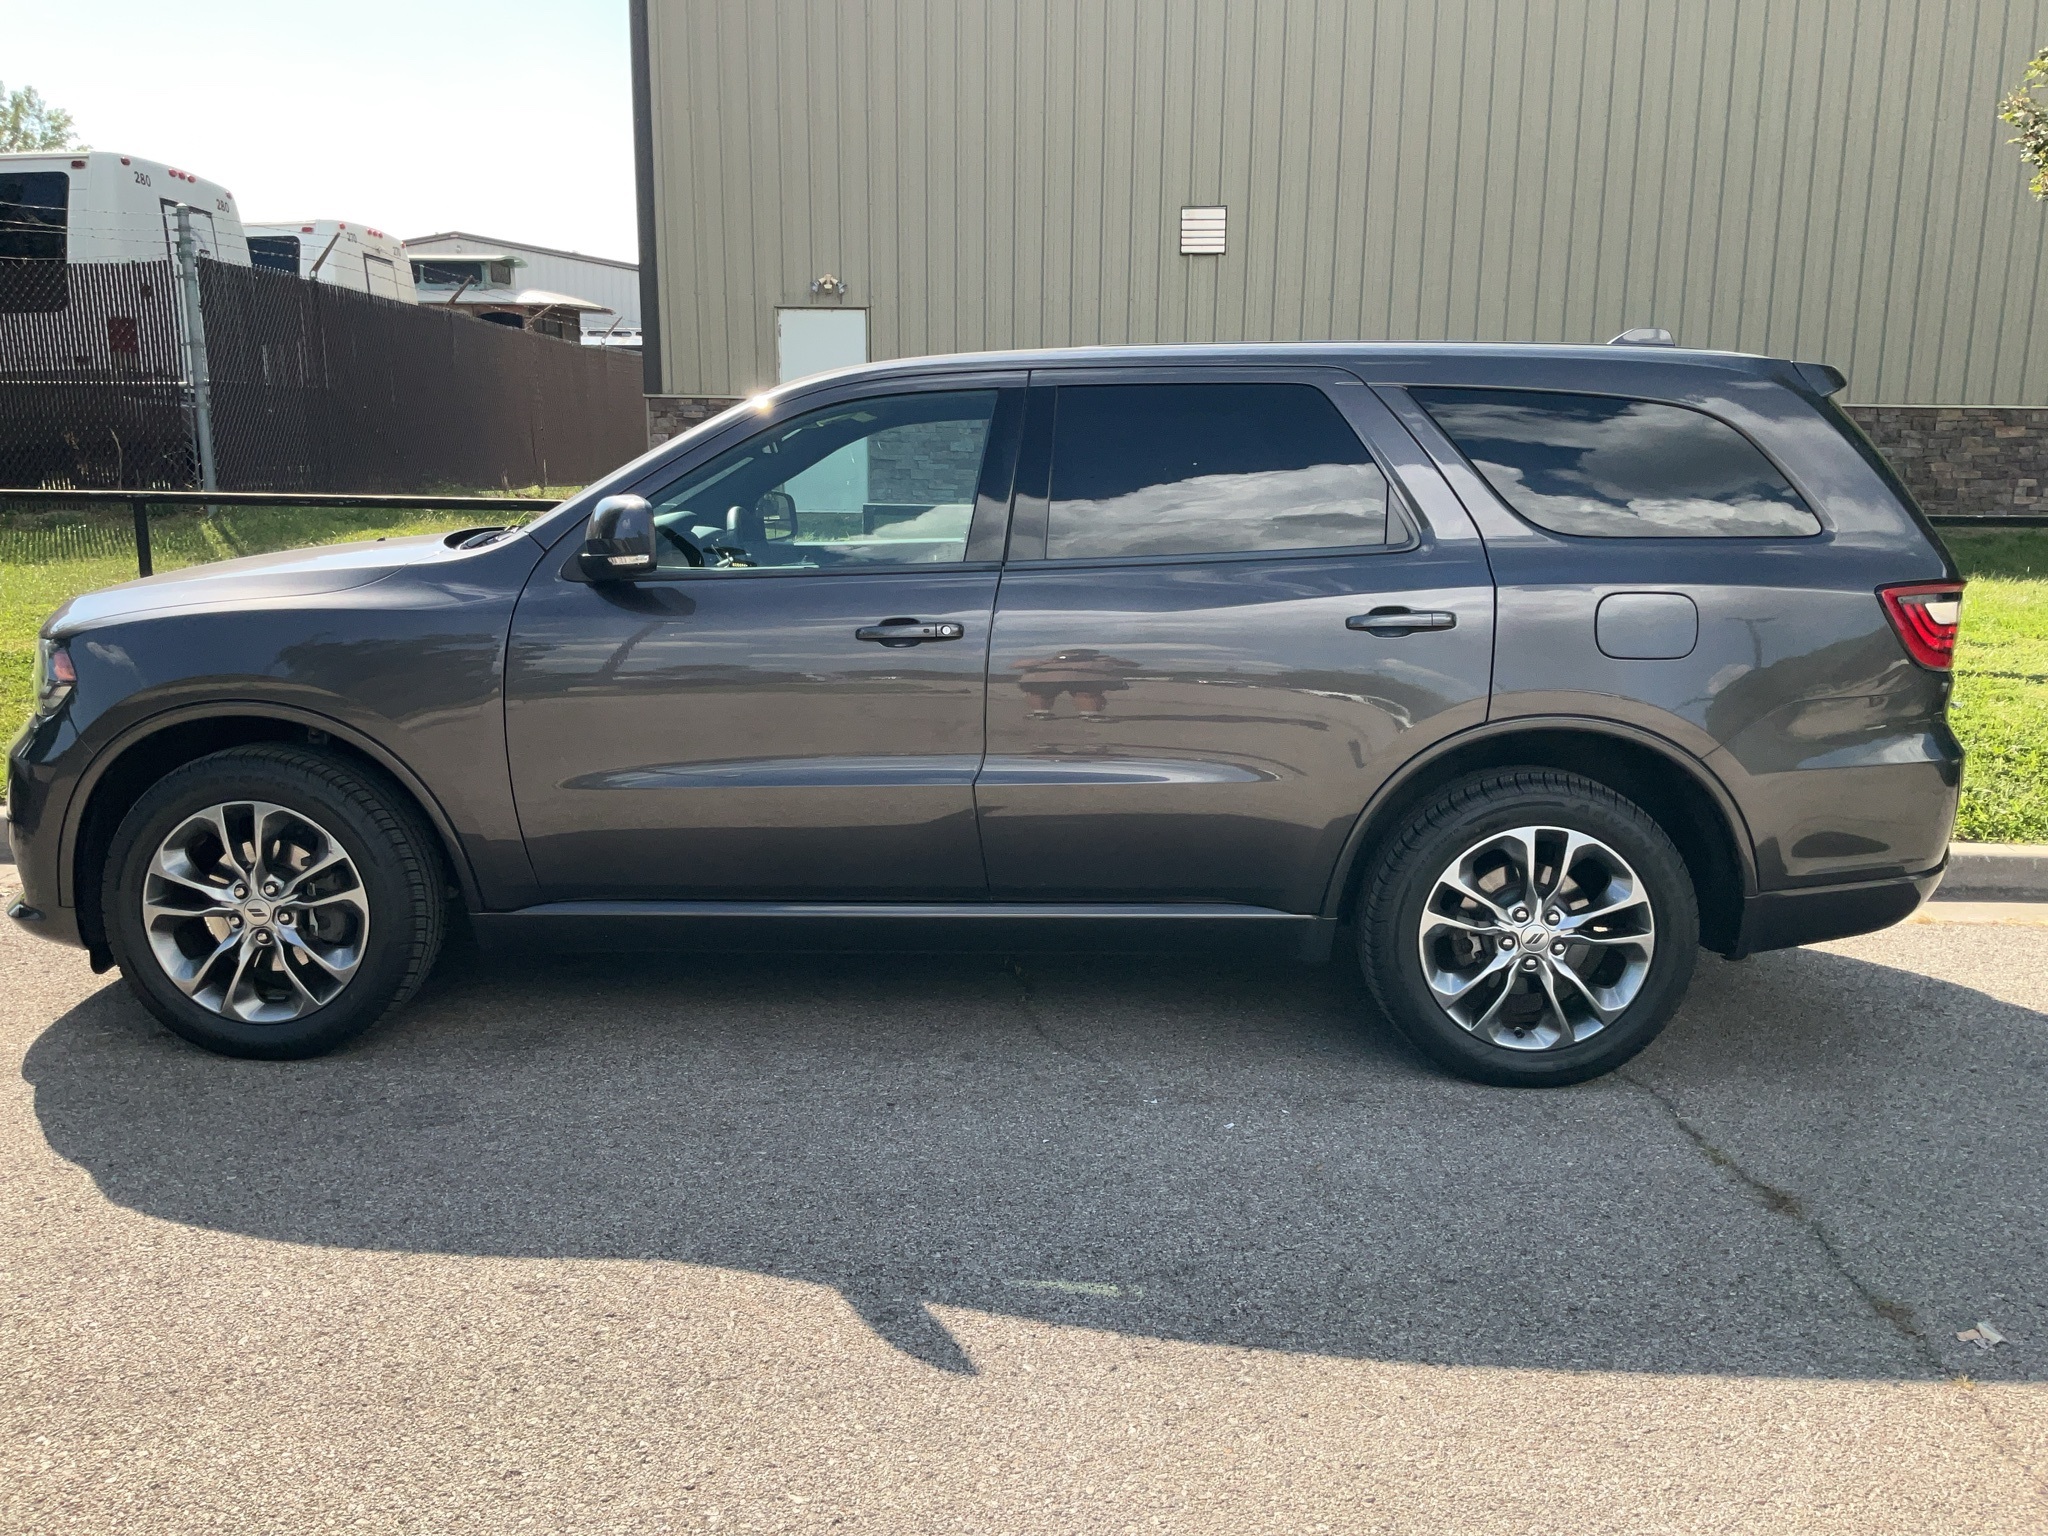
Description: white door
775,306,868,383
363,254,399,299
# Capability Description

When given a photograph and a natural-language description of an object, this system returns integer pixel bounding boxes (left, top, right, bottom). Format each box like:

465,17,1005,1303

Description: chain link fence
0,258,195,489
0,256,644,493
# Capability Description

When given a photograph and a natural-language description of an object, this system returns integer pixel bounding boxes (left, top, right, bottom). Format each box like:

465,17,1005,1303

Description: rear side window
1414,387,1821,538
0,170,69,313
1045,383,1393,559
247,234,302,274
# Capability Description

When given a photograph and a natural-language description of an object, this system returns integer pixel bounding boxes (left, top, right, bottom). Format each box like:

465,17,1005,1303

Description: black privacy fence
0,257,645,494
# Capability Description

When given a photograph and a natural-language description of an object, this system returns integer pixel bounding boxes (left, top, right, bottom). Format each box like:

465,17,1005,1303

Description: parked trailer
0,152,250,488
245,220,418,304
0,150,250,279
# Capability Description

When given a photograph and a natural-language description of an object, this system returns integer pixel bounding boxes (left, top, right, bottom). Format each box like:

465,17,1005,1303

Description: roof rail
1607,327,1676,347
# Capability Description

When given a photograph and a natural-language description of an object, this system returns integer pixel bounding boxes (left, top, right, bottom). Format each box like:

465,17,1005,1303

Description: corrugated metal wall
643,0,2048,404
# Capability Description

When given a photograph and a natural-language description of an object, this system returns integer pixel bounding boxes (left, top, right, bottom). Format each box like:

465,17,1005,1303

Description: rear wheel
1357,769,1699,1087
103,746,446,1059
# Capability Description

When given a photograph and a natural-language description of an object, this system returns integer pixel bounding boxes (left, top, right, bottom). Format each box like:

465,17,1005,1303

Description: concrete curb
1937,842,2048,902
1910,900,2048,926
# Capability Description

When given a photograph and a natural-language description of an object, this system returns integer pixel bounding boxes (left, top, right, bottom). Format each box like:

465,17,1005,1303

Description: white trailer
244,220,418,304
0,150,249,269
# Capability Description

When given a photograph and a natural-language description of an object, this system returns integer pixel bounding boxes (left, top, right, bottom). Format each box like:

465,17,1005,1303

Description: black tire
103,745,446,1059
1357,768,1699,1087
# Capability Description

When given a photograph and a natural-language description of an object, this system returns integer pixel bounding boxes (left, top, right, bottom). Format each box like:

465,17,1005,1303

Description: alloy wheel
140,801,370,1023
1415,824,1656,1052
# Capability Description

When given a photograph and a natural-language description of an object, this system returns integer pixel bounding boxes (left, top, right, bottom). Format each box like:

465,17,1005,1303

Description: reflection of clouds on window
863,502,972,541
1417,389,1821,538
1049,463,1389,558
1470,459,1817,537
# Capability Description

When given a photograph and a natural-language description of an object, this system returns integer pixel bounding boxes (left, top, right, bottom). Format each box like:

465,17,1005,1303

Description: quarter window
643,390,1000,571
1044,383,1393,559
1414,387,1821,538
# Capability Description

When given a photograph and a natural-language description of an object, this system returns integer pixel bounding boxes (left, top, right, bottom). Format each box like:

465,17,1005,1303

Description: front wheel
1357,769,1699,1087
103,745,446,1059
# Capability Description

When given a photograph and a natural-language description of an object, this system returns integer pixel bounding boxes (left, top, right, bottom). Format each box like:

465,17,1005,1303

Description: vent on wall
1180,206,1226,255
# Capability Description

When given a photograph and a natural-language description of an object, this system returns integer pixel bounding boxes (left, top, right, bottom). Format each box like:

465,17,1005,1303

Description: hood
46,529,507,635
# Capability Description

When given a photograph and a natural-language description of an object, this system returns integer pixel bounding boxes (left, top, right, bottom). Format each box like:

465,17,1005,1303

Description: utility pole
171,203,219,491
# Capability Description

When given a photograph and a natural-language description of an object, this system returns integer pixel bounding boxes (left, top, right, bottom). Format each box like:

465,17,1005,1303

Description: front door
506,377,1023,901
978,370,1496,913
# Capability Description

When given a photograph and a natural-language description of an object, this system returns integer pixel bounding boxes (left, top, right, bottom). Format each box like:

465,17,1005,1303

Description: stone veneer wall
1846,405,2048,518
648,397,2048,521
647,395,741,447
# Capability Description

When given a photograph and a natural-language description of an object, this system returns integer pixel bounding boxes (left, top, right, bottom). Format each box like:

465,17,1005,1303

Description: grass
3,508,2046,843
2,492,570,771
1945,529,2048,843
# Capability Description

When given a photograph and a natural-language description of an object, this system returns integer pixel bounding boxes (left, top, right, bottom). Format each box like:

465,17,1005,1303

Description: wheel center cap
242,900,271,925
1519,925,1550,951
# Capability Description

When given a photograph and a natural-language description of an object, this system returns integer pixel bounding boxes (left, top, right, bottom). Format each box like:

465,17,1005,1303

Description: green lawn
2,498,559,769
5,511,2046,842
1945,529,2048,842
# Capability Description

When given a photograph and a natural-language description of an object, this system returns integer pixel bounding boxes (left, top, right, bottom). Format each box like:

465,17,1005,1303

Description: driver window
644,390,1000,571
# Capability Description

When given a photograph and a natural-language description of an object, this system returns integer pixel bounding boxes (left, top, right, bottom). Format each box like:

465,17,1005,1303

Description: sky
2,0,638,261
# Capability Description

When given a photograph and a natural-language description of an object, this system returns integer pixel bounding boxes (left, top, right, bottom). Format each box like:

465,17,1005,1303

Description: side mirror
577,495,656,581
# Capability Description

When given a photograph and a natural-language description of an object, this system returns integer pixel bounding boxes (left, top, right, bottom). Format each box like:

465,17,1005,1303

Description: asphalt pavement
2,905,2044,1533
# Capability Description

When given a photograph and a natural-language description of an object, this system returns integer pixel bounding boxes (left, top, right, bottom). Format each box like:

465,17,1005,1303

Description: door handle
1347,608,1457,635
855,619,966,646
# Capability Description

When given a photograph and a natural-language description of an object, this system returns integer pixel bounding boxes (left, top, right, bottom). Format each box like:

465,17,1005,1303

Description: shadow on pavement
22,941,2048,1380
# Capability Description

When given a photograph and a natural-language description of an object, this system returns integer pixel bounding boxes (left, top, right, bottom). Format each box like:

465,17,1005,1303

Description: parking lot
2,910,2045,1534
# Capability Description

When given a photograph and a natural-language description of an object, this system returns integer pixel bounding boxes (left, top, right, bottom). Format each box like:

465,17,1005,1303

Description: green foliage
0,81,82,153
2000,48,2048,200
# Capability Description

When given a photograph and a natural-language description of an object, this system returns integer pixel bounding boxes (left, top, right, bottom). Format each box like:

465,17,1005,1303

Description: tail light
1878,582,1964,670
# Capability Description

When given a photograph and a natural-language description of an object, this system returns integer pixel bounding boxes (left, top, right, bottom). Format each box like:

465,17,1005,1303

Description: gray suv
6,344,1963,1085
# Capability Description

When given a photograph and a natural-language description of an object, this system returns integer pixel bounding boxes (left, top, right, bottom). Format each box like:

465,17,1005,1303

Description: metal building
404,231,642,339
631,0,2048,513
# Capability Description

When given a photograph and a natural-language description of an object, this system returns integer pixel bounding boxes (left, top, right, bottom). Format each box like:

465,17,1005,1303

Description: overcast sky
5,0,638,261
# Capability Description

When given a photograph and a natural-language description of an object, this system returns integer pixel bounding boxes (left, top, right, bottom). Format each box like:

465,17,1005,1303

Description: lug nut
1547,909,1563,925
254,930,272,946
262,880,281,897
1521,957,1538,971
232,883,247,900
1551,941,1566,956
1511,907,1529,922
277,910,294,926
1499,935,1515,951
228,913,243,929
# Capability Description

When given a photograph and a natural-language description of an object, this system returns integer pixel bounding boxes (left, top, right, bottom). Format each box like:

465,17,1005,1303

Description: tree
0,81,84,153
2001,48,2048,200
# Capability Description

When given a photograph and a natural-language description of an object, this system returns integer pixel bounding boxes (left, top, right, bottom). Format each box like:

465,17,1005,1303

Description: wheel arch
61,703,478,966
1323,719,1756,955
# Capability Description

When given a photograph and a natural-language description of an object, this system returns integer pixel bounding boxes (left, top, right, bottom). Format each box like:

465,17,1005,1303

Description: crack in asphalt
1623,1067,2048,1511
999,956,1112,1070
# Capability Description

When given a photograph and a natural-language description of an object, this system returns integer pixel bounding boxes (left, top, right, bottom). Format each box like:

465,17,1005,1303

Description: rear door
976,368,1495,912
158,199,218,262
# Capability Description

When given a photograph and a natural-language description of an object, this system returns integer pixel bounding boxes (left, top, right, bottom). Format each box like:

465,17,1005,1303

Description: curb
1937,842,2048,902
1911,901,2048,926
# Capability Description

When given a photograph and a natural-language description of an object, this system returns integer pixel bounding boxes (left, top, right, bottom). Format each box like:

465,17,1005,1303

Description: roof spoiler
1793,360,1848,397
1607,327,1675,346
